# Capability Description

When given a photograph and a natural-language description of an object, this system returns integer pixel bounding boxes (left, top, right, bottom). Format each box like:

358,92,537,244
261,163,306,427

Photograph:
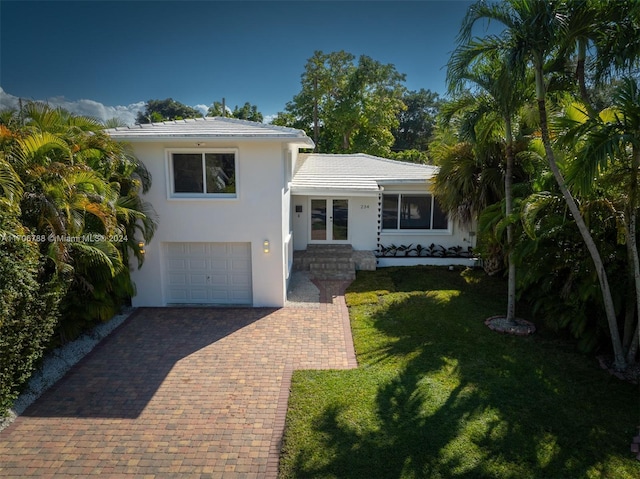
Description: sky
0,0,479,125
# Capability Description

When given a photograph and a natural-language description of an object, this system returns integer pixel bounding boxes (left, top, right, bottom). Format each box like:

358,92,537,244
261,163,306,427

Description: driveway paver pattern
0,281,356,478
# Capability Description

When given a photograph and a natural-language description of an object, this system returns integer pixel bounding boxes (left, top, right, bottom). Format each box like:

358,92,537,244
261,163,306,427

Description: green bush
0,220,64,416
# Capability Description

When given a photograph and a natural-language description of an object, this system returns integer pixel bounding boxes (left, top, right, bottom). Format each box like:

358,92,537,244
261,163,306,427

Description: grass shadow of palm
283,268,640,478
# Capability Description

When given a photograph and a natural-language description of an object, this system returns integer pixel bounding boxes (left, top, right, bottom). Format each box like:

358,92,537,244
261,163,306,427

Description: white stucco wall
291,185,475,253
292,194,379,250
128,140,289,307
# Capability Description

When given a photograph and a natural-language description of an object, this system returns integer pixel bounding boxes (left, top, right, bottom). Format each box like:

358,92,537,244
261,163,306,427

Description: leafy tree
276,50,406,156
388,149,430,164
207,101,263,122
392,89,442,151
136,98,201,124
232,102,263,122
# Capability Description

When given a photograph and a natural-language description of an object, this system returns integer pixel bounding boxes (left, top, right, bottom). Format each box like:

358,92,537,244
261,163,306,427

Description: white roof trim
106,116,315,147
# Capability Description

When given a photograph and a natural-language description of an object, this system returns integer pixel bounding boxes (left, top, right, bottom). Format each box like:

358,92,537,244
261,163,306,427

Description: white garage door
164,242,252,305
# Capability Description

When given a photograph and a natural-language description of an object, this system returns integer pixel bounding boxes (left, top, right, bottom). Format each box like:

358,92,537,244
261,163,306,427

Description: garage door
164,242,252,305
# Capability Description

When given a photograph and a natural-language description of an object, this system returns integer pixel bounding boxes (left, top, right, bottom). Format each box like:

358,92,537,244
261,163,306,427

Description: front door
310,198,349,242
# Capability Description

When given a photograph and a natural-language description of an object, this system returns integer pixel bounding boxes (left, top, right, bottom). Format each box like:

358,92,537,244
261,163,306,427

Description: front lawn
279,266,640,478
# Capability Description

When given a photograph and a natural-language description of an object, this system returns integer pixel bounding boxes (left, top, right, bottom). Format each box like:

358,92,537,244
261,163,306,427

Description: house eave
376,179,430,185
109,135,314,147
290,187,380,197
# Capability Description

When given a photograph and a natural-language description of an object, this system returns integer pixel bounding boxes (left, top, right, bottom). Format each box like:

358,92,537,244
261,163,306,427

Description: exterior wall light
138,241,145,255
263,240,270,253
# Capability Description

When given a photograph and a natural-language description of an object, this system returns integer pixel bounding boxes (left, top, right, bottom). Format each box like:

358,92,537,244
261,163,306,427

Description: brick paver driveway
0,281,356,478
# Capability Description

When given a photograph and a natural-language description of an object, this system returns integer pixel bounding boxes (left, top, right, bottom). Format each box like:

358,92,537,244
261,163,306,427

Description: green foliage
136,98,201,124
392,89,441,151
276,50,406,156
0,215,65,416
0,103,157,366
515,192,628,352
387,149,430,164
207,101,264,122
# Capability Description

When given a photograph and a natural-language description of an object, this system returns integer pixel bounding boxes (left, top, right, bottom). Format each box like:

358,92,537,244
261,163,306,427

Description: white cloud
0,87,146,126
193,104,209,116
263,114,277,124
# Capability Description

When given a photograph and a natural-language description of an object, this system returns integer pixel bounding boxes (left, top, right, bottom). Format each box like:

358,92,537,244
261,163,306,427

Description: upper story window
382,193,448,231
168,149,237,198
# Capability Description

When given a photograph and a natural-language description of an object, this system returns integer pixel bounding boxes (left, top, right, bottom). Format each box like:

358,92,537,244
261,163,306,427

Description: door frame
308,197,350,244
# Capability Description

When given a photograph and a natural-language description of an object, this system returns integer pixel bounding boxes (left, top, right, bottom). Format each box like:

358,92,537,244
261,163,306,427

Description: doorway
310,198,349,242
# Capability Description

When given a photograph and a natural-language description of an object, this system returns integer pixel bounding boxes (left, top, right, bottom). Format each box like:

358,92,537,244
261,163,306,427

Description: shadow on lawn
290,268,639,478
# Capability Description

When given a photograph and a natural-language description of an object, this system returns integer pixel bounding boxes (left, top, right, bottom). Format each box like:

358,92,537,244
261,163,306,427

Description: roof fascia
290,188,380,197
109,135,314,147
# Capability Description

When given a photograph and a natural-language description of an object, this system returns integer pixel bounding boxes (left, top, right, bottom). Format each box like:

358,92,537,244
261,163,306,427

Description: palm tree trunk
576,39,590,105
627,322,639,364
504,116,516,323
623,237,637,350
535,65,627,370
313,75,319,151
627,207,640,364
628,145,640,364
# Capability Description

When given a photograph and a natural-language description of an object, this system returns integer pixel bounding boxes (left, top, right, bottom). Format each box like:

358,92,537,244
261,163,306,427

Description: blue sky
1,0,477,123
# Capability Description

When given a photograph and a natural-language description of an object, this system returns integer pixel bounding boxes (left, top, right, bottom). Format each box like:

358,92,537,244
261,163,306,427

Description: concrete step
293,244,372,280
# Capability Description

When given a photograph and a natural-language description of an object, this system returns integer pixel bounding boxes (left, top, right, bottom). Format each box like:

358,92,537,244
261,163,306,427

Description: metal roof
291,153,438,196
106,116,314,146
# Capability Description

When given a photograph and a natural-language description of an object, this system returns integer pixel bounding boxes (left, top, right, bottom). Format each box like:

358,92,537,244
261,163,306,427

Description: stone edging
0,308,136,433
484,315,536,336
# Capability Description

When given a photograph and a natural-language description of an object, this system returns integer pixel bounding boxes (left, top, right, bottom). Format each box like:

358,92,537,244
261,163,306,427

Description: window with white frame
382,194,448,230
168,150,237,198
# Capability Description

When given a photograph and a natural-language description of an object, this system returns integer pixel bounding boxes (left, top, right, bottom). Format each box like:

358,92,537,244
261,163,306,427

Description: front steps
293,245,376,281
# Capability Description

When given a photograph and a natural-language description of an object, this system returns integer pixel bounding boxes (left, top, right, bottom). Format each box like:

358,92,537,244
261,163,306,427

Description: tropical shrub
0,215,65,416
515,193,628,353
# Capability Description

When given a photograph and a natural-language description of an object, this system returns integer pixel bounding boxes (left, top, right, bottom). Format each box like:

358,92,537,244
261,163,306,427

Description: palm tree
459,0,626,370
4,101,157,332
447,51,531,324
563,77,640,364
557,0,640,107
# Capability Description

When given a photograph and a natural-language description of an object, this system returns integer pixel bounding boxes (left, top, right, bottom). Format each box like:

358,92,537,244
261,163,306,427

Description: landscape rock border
484,315,536,336
0,308,135,433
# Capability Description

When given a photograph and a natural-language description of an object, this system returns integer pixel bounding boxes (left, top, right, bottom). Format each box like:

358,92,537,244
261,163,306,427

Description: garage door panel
230,258,251,271
167,273,187,285
167,258,187,269
210,274,229,285
210,258,229,270
188,243,208,255
168,288,189,301
188,259,208,270
189,289,210,301
210,243,229,255
166,243,188,255
164,242,252,305
231,274,251,285
189,274,209,285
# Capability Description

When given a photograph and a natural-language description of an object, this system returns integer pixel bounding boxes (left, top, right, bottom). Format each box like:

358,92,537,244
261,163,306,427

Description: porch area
292,245,376,281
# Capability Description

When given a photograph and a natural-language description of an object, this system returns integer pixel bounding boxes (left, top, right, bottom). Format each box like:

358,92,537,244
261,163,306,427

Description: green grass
279,266,640,479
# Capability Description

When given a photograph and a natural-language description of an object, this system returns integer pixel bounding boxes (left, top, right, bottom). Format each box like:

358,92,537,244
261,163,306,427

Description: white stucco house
107,117,476,308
